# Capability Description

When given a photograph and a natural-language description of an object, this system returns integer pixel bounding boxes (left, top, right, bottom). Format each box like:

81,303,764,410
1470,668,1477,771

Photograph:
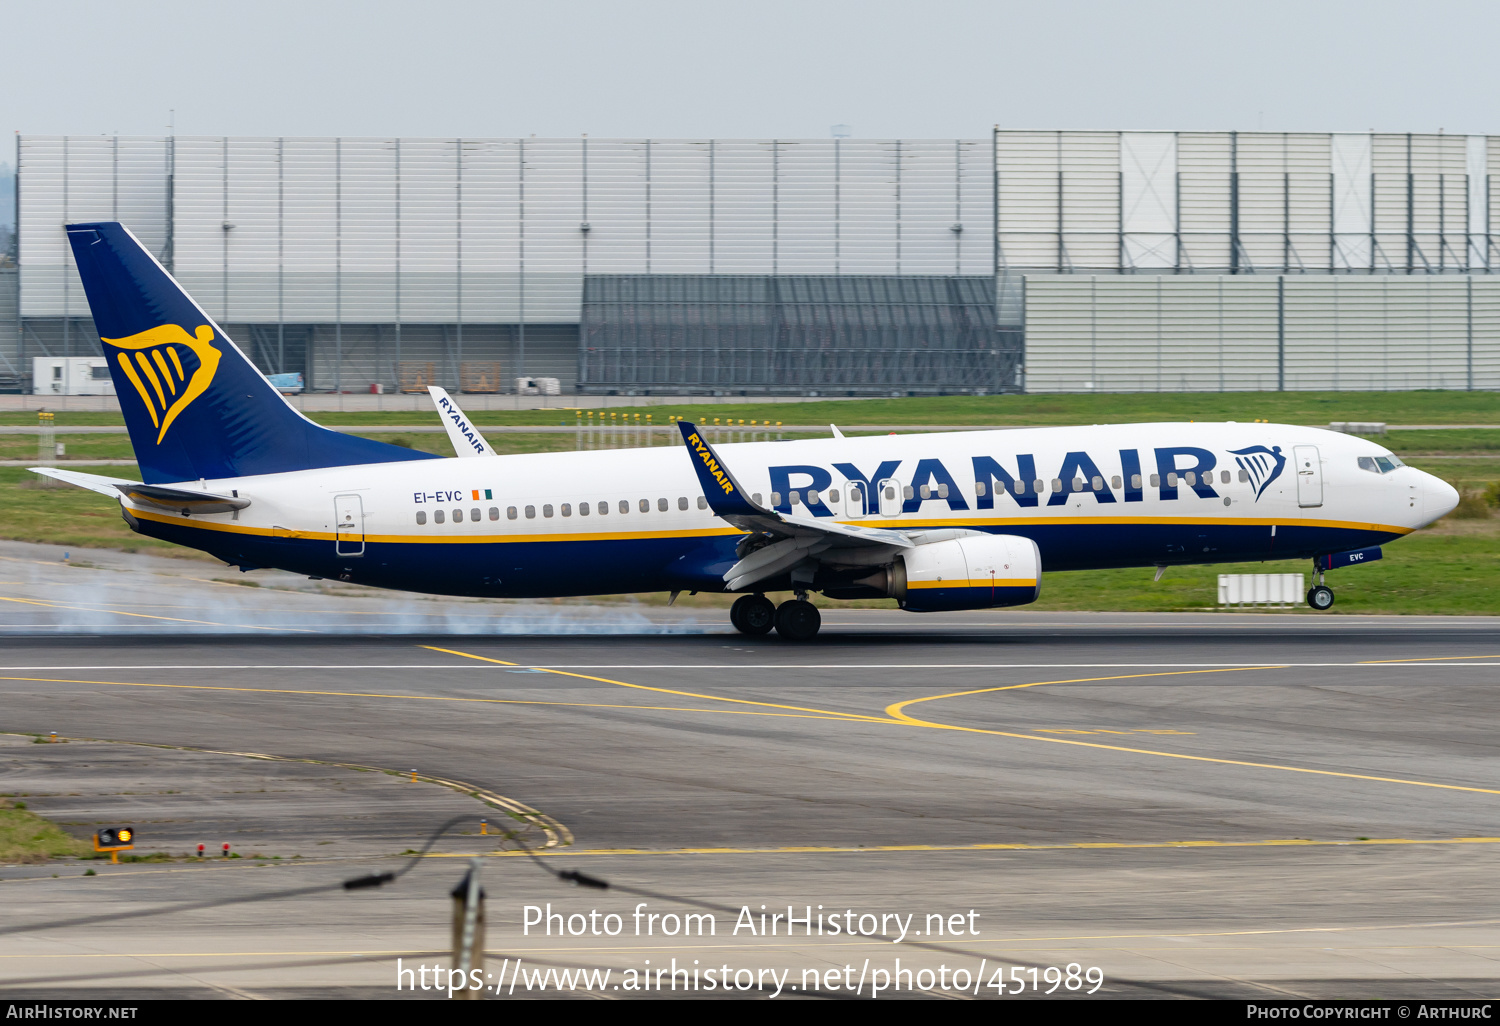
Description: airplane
32,221,1460,640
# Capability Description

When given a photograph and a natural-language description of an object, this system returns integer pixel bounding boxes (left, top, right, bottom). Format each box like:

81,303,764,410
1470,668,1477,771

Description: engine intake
857,533,1041,612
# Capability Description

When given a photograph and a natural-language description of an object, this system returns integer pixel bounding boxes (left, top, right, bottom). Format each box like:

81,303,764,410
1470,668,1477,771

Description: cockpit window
1359,454,1405,474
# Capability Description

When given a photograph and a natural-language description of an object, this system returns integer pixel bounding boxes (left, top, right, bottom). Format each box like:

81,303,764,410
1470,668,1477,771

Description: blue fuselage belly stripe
134,517,1397,599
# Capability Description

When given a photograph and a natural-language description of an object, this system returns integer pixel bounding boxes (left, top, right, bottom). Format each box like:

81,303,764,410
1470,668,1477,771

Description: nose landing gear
1306,568,1334,610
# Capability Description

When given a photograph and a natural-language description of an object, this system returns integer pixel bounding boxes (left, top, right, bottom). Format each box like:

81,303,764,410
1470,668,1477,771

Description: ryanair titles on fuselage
757,443,1285,516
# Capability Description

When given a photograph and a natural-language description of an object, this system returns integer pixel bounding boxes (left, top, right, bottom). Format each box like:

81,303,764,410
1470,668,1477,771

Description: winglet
677,421,768,518
428,386,495,457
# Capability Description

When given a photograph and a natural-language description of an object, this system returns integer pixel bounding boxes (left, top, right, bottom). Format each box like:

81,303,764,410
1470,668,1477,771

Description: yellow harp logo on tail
101,325,222,445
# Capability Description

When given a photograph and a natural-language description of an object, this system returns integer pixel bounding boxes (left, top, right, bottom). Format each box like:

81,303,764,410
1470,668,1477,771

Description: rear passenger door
335,494,365,555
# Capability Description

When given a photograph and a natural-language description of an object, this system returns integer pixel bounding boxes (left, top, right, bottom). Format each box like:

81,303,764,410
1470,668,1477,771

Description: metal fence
579,274,1015,394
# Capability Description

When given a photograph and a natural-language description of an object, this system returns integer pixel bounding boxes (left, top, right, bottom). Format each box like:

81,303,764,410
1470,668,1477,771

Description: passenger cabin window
543,504,554,518
657,497,668,512
698,496,709,510
507,507,518,520
1220,470,1230,484
1111,475,1122,489
489,507,499,520
1166,473,1178,487
1239,470,1249,482
638,499,649,513
452,508,463,522
619,500,630,514
1032,479,1044,493
416,511,427,525
918,485,930,499
1184,472,1196,486
598,501,609,515
770,492,783,505
525,505,536,519
677,496,688,510
1149,474,1160,487
751,494,762,505
470,507,481,521
579,502,590,516
1131,474,1142,489
1051,479,1063,493
561,503,571,517
1091,476,1103,491
790,491,802,505
975,482,987,497
903,486,914,500
434,509,446,524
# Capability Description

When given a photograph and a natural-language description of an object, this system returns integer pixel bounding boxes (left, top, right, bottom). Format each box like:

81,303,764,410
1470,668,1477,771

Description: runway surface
2,542,1499,998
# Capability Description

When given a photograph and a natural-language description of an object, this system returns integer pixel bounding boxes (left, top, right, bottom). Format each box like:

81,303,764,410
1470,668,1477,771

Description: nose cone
1421,472,1460,522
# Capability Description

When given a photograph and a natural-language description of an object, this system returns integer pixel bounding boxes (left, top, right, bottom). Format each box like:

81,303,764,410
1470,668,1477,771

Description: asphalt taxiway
2,543,1499,998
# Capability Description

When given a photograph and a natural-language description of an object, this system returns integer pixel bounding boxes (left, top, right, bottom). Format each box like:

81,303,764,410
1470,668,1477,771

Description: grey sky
3,0,1498,140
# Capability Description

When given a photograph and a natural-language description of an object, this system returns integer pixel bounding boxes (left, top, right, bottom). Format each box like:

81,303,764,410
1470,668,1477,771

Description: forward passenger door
1293,446,1323,508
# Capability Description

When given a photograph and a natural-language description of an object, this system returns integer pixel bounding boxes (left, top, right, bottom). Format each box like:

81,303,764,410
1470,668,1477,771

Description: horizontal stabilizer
28,467,139,497
115,482,250,515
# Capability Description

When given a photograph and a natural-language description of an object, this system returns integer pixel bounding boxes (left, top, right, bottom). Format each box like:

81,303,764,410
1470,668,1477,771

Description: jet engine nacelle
860,533,1041,612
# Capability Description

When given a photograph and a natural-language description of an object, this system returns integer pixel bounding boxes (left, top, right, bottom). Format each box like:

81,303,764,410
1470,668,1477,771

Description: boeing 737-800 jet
34,222,1460,639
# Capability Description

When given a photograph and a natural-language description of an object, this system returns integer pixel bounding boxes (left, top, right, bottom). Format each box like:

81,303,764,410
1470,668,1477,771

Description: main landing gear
730,593,822,640
1306,569,1335,610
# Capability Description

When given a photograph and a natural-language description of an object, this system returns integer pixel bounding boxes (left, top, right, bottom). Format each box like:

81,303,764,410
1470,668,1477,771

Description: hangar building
3,130,1499,395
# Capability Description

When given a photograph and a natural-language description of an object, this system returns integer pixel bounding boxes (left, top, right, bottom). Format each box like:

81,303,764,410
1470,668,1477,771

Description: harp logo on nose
101,324,222,444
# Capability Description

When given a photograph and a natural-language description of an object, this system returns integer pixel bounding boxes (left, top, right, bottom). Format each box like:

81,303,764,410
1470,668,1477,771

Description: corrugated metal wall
0,269,18,384
21,136,993,323
17,137,171,321
997,130,1500,275
1024,274,1500,392
579,274,1012,394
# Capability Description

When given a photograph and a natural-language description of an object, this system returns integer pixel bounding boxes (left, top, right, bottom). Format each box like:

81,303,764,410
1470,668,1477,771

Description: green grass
1028,519,1500,615
2,393,1498,614
7,389,1500,429
0,467,192,555
0,796,92,864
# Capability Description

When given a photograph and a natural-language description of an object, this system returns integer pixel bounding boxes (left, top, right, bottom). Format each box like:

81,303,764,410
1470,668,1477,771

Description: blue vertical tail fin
64,221,438,483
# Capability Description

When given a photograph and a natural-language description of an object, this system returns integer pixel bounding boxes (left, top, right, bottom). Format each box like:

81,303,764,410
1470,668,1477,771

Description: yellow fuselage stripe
128,508,1412,545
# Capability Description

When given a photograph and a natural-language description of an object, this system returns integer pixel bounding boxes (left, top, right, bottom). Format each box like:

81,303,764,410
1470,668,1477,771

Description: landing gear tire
774,599,822,641
730,594,776,636
1306,585,1335,611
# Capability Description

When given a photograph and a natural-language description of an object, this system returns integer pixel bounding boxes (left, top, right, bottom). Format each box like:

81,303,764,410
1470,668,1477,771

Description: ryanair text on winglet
688,433,736,495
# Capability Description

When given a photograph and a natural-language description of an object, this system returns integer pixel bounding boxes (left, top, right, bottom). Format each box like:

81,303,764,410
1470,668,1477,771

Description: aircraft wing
428,386,496,457
675,421,912,590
